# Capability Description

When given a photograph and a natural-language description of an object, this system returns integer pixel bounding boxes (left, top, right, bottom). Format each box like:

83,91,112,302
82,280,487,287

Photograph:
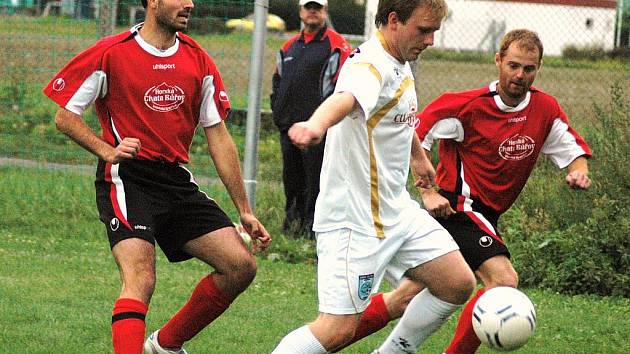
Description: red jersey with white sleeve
43,23,231,164
416,81,591,214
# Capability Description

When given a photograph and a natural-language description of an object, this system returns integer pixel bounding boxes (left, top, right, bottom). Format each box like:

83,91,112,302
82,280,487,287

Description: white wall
365,0,617,56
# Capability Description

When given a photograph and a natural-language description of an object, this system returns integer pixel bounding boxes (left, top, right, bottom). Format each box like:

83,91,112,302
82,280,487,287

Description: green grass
1,166,629,353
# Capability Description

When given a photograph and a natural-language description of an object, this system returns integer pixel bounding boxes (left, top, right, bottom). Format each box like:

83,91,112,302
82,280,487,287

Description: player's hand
566,170,591,190
288,121,323,149
239,213,272,254
110,137,141,164
421,188,456,219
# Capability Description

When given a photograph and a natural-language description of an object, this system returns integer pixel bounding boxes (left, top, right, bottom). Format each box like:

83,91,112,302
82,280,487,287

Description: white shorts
316,207,459,315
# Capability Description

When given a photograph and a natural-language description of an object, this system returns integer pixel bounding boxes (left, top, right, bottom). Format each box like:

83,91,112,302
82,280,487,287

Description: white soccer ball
472,287,536,352
234,223,252,248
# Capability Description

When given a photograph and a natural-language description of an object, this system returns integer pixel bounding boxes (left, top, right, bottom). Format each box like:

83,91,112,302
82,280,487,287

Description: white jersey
313,32,419,237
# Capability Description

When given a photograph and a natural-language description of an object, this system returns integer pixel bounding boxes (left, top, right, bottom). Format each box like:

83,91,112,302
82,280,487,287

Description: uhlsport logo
52,78,65,92
110,217,120,231
358,274,374,300
498,134,535,161
479,235,493,247
144,82,185,112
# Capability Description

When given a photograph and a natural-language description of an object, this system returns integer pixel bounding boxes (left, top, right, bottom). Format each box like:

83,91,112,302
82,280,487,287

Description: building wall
364,0,618,56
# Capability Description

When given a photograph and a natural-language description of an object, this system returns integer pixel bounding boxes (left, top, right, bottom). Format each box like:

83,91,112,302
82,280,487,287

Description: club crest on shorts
110,217,120,231
358,274,374,300
479,235,493,247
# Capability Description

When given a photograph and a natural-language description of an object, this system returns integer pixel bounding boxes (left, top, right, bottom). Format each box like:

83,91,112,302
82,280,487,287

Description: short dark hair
375,0,447,27
499,29,544,63
141,0,147,9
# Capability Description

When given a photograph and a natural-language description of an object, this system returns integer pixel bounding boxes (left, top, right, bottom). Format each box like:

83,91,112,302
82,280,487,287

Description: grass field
1,166,630,354
1,15,628,115
1,14,629,354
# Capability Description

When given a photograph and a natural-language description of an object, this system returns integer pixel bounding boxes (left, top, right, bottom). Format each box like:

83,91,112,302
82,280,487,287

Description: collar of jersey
130,22,180,57
489,80,531,113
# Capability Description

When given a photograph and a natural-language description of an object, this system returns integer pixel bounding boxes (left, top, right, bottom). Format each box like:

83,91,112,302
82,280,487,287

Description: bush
186,16,228,35
562,44,608,61
609,46,630,60
505,82,630,297
270,0,300,31
269,0,365,34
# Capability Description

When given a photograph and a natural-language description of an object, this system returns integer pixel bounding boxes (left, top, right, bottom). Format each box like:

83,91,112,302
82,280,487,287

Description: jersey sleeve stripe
199,75,222,127
541,118,590,168
353,62,382,85
65,71,107,115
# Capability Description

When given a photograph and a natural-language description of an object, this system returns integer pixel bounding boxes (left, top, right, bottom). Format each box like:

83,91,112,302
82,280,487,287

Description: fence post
242,0,269,213
99,0,118,37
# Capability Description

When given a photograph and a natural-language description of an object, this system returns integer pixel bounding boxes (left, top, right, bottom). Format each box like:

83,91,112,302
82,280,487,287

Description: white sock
377,289,459,353
271,325,327,354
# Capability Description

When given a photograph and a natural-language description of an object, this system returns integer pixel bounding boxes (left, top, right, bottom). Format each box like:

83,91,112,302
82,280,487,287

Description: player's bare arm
410,136,455,218
204,122,271,252
565,156,591,190
54,108,140,164
410,134,435,189
288,91,356,148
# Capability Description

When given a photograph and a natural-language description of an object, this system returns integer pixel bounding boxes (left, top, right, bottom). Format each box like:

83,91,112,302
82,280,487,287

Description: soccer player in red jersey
43,0,270,353
340,29,592,353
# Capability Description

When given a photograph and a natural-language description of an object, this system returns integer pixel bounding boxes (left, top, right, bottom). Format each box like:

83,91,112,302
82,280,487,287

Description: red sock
158,274,234,349
112,298,148,354
445,288,486,354
332,293,391,352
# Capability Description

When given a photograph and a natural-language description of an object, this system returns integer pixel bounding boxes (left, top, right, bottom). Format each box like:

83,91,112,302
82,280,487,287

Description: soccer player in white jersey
271,1,475,353
346,29,592,354
43,0,270,353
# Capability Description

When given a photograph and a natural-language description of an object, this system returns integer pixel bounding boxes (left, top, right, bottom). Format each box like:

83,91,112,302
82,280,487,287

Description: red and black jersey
271,25,351,131
43,24,231,164
416,81,591,215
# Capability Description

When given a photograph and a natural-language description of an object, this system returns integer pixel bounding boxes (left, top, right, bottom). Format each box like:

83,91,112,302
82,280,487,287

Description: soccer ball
472,287,536,351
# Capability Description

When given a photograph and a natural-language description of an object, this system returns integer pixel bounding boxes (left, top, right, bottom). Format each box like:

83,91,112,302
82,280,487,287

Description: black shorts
435,191,510,271
95,159,234,262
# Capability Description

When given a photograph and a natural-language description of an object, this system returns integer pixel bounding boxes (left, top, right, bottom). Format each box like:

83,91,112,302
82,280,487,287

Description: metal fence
0,0,628,162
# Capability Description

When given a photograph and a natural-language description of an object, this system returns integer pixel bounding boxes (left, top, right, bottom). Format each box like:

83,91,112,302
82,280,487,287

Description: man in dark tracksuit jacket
271,0,351,237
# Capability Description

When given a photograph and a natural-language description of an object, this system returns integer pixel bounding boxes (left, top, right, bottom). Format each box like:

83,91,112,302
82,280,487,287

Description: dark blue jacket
271,26,351,132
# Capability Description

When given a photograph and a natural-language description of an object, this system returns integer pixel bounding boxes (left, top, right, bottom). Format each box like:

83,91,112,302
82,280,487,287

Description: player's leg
273,313,361,354
111,238,157,354
444,255,517,354
147,173,255,350
154,225,255,350
441,210,513,354
376,209,475,354
331,278,423,352
377,250,474,353
273,228,393,353
95,160,162,354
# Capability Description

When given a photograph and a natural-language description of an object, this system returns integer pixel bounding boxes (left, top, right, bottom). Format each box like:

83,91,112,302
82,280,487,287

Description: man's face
391,5,442,62
299,2,327,30
154,0,194,33
495,42,540,105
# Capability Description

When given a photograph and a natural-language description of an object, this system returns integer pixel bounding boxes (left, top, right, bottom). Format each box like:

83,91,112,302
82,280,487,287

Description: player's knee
454,274,476,304
229,256,258,289
123,269,156,300
442,270,476,304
